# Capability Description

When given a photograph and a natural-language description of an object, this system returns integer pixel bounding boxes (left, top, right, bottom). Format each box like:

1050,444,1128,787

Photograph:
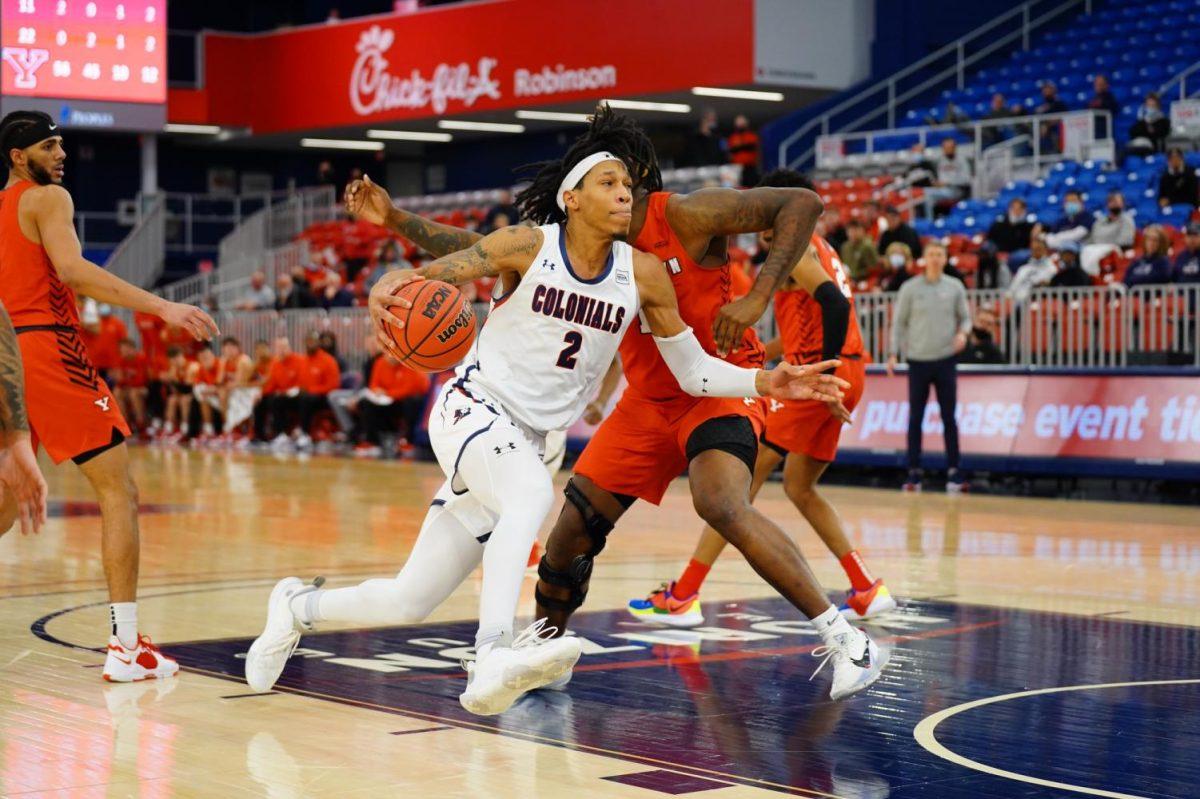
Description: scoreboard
0,0,166,131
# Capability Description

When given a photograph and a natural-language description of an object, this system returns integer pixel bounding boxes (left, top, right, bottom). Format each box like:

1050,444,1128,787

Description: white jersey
453,223,639,433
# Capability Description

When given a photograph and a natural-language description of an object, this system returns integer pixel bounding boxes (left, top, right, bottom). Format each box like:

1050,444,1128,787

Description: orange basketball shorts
574,392,766,505
18,328,130,464
761,358,866,463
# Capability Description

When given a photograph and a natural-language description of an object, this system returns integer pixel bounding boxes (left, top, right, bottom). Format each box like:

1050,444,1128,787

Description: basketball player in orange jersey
349,107,890,700
0,110,218,680
628,169,894,628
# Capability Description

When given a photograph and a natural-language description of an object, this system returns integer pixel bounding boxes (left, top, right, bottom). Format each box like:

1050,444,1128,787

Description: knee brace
563,479,617,559
535,555,590,613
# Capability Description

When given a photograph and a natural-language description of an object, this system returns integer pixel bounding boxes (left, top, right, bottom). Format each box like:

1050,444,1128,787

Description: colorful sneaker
626,582,704,628
102,634,179,682
838,579,897,620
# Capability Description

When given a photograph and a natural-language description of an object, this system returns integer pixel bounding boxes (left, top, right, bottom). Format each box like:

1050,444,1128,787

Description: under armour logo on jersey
743,397,757,408
542,259,555,271
701,377,709,394
94,397,111,412
768,399,785,413
665,257,682,276
492,442,518,455
453,408,471,424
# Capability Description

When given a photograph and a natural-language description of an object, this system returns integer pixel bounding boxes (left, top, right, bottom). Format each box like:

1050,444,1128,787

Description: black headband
3,116,58,152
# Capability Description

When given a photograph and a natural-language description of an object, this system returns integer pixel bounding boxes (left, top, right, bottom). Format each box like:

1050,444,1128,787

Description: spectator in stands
255,336,304,444
1129,92,1170,153
1035,81,1068,154
887,240,971,492
682,108,726,167
959,307,1005,364
319,272,356,309
354,353,432,457
317,160,337,188
365,240,413,294
1124,224,1173,287
927,137,973,208
840,219,879,281
112,339,149,434
329,334,381,441
923,101,968,128
982,93,1016,147
318,331,348,373
1081,191,1136,275
1087,75,1119,138
726,115,761,186
1049,241,1092,287
861,199,885,240
1045,190,1092,250
1009,234,1058,303
275,272,316,310
484,190,519,232
188,347,221,440
234,270,276,311
879,205,922,259
82,303,127,383
818,208,847,252
882,242,915,292
974,240,1011,290
1158,148,1198,209
251,340,272,388
987,198,1033,255
1171,222,1200,284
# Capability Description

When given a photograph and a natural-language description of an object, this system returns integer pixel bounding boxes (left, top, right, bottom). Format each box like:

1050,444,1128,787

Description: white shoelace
257,629,301,660
511,618,561,651
809,643,842,681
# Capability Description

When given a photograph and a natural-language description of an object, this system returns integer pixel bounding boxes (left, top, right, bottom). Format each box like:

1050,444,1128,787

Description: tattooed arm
0,302,28,439
368,225,543,336
0,301,48,535
667,186,823,355
344,175,483,257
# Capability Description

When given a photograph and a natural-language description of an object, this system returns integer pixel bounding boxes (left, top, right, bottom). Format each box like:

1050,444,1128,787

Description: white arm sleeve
653,328,760,398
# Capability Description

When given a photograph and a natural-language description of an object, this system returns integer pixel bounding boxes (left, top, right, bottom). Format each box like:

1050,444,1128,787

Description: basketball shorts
574,392,766,505
17,327,130,465
428,376,547,496
762,358,866,463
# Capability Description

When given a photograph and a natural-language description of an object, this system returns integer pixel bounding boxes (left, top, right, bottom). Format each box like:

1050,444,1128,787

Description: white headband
557,150,624,213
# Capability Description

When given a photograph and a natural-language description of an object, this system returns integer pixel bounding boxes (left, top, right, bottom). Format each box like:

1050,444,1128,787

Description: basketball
378,279,476,372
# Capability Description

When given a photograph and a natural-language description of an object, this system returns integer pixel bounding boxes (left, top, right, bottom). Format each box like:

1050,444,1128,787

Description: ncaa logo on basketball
422,286,454,319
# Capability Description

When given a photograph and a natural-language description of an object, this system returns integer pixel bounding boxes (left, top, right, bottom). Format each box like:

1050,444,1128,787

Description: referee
886,241,971,492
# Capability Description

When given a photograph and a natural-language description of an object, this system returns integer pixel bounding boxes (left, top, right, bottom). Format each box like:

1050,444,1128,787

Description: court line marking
389,726,451,736
913,678,1200,799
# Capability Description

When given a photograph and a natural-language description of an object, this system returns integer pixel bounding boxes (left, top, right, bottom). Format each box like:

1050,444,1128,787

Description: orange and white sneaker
103,634,180,682
838,580,898,621
626,582,704,628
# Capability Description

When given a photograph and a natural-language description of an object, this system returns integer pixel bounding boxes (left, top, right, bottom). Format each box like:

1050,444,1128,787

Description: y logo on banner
2,47,49,89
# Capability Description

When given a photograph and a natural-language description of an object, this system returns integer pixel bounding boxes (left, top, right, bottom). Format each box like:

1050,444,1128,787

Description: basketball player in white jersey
245,145,848,715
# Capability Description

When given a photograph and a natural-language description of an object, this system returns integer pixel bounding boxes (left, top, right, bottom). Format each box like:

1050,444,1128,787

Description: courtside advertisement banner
845,372,1200,467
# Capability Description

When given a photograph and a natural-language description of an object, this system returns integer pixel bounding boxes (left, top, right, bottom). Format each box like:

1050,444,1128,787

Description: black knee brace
534,480,627,613
563,479,618,559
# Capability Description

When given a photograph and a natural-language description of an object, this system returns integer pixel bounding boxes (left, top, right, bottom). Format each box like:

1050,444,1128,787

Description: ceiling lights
691,86,785,101
163,123,222,134
602,99,692,113
300,138,384,151
367,129,453,142
515,110,593,123
438,120,526,133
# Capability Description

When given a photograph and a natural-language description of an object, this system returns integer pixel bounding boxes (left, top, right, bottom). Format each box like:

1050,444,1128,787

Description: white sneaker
459,620,582,716
270,433,293,451
102,634,179,682
294,432,313,450
540,668,573,692
244,577,323,693
811,628,890,701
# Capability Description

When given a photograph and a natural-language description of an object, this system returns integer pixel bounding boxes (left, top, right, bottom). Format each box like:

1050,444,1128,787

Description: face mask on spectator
972,326,993,342
1065,201,1082,215
889,253,907,269
1009,211,1024,223
1107,204,1122,215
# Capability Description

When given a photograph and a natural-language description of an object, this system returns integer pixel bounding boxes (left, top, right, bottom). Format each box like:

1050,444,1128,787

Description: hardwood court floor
1,447,1197,798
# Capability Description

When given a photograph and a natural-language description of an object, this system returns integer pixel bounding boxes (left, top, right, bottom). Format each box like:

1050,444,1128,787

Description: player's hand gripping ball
374,277,477,372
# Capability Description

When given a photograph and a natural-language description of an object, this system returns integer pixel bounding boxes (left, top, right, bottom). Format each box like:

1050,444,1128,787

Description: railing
856,283,1199,369
817,110,1115,200
217,186,338,284
103,194,165,289
778,0,1092,171
1160,58,1200,101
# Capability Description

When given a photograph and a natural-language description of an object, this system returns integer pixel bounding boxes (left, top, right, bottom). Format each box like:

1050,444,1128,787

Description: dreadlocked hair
0,111,52,169
514,103,663,225
756,168,815,191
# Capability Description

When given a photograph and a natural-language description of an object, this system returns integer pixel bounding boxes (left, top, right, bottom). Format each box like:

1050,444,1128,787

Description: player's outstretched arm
344,175,483,257
369,225,543,332
0,301,47,536
792,245,851,367
32,186,218,342
633,251,847,403
667,186,823,356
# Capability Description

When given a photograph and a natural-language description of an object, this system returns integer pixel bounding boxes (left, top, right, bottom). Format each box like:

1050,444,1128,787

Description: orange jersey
299,349,340,394
134,311,166,363
369,357,431,399
620,192,765,402
0,180,81,330
262,354,305,395
114,353,149,388
191,360,220,386
773,235,865,365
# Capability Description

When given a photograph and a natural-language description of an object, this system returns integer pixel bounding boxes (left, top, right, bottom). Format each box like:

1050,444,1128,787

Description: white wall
754,0,874,90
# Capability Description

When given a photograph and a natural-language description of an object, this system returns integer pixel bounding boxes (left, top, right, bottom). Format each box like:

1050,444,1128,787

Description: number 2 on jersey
556,331,583,369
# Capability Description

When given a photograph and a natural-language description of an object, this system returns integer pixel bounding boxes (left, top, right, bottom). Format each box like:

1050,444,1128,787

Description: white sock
289,590,324,626
812,604,855,645
110,602,138,649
